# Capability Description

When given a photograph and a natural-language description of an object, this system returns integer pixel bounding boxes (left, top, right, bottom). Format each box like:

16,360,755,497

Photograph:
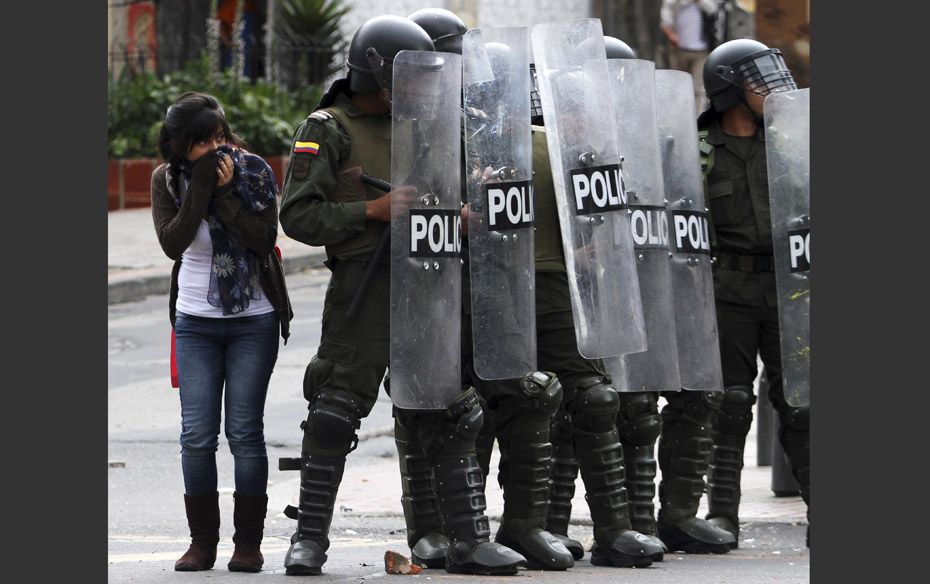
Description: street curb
107,250,328,305
108,274,172,305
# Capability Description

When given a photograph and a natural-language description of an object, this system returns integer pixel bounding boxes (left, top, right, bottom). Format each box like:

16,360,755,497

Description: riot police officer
277,15,525,575
524,40,665,568
394,10,575,571
540,35,672,562
697,38,810,548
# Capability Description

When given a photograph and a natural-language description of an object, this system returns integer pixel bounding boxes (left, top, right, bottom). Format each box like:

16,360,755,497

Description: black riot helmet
407,8,467,55
604,36,637,59
703,38,797,114
346,15,435,94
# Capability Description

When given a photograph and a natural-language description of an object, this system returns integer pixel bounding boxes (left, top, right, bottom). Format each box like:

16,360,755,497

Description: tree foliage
273,0,352,87
108,55,322,159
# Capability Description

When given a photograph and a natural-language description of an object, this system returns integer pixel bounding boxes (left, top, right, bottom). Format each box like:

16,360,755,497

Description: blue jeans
174,310,280,496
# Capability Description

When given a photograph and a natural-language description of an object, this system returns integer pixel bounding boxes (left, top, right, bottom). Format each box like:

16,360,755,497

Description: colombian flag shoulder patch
294,141,320,154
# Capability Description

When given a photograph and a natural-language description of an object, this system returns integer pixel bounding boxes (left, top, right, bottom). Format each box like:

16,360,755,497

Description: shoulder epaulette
308,109,334,122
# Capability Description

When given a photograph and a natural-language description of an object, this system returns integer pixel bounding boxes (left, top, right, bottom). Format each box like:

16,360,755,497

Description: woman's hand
217,152,234,187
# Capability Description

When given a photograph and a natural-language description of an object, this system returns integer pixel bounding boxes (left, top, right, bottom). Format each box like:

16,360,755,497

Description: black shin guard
282,388,362,575
706,385,755,546
493,378,573,570
545,410,585,560
421,389,527,575
569,378,662,567
616,392,662,538
656,391,734,554
394,409,448,568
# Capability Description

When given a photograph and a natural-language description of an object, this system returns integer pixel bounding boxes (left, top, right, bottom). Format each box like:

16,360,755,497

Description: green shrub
108,55,323,159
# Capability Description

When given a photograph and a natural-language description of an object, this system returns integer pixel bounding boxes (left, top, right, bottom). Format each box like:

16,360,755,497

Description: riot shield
531,19,646,359
765,88,810,407
390,50,464,409
654,69,723,392
602,58,681,393
463,27,536,380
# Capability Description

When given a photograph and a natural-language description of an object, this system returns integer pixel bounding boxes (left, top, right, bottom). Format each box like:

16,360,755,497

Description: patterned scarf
175,145,278,315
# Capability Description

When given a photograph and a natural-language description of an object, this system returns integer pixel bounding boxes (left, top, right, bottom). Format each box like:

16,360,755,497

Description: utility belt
713,252,775,273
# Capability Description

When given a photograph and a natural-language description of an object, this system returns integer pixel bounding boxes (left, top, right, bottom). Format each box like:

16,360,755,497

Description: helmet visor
720,49,797,97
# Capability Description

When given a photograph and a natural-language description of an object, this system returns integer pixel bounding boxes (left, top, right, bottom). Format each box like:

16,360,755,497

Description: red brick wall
108,156,288,211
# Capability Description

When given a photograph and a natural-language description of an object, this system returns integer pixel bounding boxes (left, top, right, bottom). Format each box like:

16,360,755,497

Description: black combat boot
419,390,526,575
282,454,346,575
493,398,573,570
656,392,735,554
434,454,527,574
395,412,448,568
544,410,585,560
617,392,667,560
623,443,667,560
175,492,220,571
705,432,747,547
575,428,664,567
283,388,363,574
704,384,755,548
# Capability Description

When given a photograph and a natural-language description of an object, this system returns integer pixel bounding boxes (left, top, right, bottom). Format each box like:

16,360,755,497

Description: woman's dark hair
156,92,246,167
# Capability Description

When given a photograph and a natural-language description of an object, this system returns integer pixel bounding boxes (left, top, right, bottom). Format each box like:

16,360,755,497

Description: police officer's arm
279,118,368,246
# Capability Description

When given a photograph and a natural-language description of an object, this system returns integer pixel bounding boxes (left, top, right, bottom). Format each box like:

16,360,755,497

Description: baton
346,173,393,319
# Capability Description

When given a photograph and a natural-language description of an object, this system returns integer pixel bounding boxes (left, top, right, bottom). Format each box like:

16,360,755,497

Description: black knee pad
570,377,620,434
685,390,722,424
716,385,756,436
302,388,362,456
617,392,661,446
419,387,485,463
517,370,563,417
443,387,485,442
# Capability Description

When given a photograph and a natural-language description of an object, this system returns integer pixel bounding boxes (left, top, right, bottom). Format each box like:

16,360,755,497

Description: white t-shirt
675,4,709,52
176,220,274,318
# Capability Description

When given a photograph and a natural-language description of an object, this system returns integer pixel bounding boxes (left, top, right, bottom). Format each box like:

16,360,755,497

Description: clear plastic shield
603,59,681,392
765,88,810,407
605,250,681,391
390,51,463,409
463,28,537,380
655,69,723,392
531,19,646,359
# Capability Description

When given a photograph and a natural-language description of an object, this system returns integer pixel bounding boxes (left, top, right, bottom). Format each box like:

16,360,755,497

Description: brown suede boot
175,492,220,571
228,492,268,572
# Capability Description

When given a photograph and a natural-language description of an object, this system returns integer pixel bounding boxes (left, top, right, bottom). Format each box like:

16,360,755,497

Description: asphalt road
108,268,809,583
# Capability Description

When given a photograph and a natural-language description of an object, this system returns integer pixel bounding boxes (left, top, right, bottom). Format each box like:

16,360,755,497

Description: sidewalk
108,207,328,304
